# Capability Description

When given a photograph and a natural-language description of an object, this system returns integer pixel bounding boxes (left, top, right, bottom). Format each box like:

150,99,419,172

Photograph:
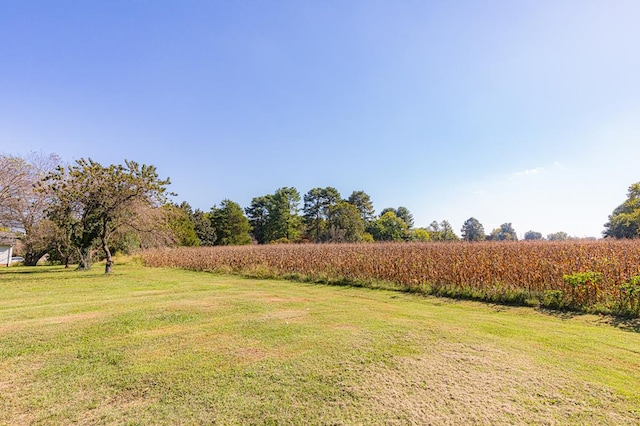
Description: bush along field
141,240,640,317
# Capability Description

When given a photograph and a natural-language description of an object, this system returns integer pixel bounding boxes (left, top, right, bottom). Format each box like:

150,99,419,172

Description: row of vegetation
174,190,580,249
1,152,639,275
142,240,640,317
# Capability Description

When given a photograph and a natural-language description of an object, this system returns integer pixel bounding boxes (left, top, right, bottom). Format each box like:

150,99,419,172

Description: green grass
1,262,640,424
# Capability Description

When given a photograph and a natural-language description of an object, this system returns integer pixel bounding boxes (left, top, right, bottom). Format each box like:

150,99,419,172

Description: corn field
141,240,640,317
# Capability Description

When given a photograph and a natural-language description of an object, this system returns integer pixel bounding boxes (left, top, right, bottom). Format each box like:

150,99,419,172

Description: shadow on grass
597,316,640,333
288,275,640,333
0,266,79,275
535,307,640,333
0,265,111,277
536,307,582,321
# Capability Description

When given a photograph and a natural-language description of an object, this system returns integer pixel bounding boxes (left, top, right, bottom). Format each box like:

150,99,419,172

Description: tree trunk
77,246,92,270
56,242,72,268
102,235,113,274
23,251,42,266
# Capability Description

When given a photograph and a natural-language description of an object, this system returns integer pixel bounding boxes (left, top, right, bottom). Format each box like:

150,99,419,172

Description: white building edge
0,232,16,267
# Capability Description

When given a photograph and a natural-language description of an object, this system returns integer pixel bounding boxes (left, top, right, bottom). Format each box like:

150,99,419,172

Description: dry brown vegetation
141,240,640,316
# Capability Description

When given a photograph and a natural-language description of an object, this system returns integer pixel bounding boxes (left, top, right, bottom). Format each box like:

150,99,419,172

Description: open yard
1,262,639,424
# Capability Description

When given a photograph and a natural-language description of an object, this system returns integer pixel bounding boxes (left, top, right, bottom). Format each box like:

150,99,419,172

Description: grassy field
1,262,640,424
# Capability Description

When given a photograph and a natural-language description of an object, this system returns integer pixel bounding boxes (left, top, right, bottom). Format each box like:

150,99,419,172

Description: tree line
175,193,584,246
1,153,637,273
173,188,462,247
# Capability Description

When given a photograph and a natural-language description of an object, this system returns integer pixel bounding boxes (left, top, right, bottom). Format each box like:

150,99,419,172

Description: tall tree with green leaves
396,206,414,229
303,187,341,242
379,206,414,229
164,204,199,246
246,195,271,244
439,220,459,241
488,223,518,241
370,211,408,241
328,201,365,242
461,217,485,241
45,158,171,273
427,221,441,240
412,228,431,242
246,187,302,243
427,220,459,241
268,187,302,242
192,208,216,245
603,182,640,238
547,231,569,241
524,230,543,241
347,190,375,223
210,199,252,245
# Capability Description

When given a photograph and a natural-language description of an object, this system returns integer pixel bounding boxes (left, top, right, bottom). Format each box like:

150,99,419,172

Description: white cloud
508,166,545,180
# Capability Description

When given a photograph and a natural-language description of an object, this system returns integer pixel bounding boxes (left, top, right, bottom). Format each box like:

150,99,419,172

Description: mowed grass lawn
1,262,639,425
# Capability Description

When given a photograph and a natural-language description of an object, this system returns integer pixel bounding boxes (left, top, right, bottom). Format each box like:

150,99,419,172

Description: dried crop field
141,240,640,316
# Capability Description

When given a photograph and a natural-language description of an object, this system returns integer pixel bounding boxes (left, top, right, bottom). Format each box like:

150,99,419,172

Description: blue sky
1,1,639,238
